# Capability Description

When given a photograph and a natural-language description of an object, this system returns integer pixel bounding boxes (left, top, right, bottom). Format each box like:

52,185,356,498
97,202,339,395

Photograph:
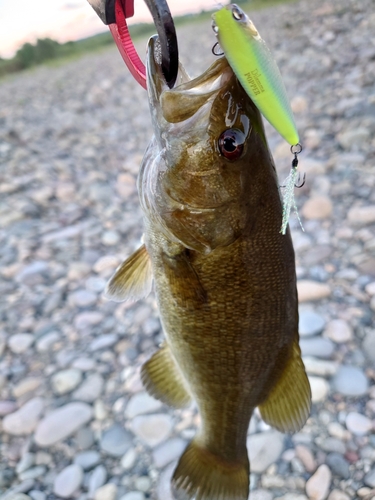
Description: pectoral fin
105,244,152,302
259,339,311,433
141,344,192,409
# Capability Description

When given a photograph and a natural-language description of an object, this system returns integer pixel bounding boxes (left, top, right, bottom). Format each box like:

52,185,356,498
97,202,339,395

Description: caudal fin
171,440,249,500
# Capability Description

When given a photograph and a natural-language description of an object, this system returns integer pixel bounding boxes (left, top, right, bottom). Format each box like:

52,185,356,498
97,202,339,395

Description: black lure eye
232,5,244,21
218,129,245,161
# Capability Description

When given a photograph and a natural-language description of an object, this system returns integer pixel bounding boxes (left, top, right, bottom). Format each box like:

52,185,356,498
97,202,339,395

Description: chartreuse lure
212,4,299,146
212,4,304,234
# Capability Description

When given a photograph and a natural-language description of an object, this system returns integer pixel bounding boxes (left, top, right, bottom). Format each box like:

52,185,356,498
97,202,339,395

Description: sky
0,0,220,59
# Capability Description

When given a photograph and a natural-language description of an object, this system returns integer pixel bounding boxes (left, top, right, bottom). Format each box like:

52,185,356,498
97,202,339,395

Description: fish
106,35,311,500
212,3,299,146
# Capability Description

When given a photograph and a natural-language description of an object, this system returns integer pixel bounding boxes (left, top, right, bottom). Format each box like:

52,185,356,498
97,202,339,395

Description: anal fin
141,344,192,409
258,339,311,433
105,244,152,302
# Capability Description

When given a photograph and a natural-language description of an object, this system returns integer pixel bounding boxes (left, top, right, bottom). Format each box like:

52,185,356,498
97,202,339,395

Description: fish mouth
146,35,232,126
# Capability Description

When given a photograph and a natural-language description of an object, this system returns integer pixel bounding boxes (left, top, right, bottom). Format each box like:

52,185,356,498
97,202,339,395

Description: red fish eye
218,129,245,161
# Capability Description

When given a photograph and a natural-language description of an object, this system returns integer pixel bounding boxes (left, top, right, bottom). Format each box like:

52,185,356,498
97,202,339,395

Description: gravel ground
1,0,375,499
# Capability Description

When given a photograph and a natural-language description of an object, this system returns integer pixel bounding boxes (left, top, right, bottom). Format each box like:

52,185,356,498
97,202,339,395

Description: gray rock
119,493,145,500
120,448,137,470
36,331,60,352
28,491,47,500
3,397,44,436
73,451,101,471
16,262,49,285
125,392,162,419
72,373,104,402
76,427,95,450
303,358,338,377
315,437,346,454
152,438,187,469
69,290,97,308
18,466,47,482
345,411,373,435
365,467,375,487
34,402,93,446
247,431,284,473
331,365,369,397
94,484,117,500
323,320,352,343
100,424,132,457
299,308,325,337
363,329,375,363
13,377,42,398
156,462,175,500
88,334,118,352
51,368,83,395
8,334,34,354
309,376,330,403
326,453,350,479
74,312,104,330
0,480,36,499
131,414,173,448
53,464,84,498
88,465,107,498
0,401,18,416
134,477,151,492
305,464,331,500
300,337,335,359
16,453,35,474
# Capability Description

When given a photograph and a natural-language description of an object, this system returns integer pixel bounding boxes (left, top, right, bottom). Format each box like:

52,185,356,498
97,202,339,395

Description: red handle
109,0,147,89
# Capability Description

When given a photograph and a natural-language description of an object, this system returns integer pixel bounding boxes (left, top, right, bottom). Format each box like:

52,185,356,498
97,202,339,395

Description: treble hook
294,172,306,188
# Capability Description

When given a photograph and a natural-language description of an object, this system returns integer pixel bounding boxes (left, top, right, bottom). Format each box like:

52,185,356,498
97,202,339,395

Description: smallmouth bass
106,36,311,500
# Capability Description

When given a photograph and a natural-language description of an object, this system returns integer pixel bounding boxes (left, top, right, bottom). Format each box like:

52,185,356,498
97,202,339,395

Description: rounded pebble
305,464,331,500
332,366,369,397
51,368,83,395
345,412,373,435
299,309,326,337
8,334,34,354
100,424,133,457
53,464,84,498
3,397,44,436
131,414,173,448
34,402,93,446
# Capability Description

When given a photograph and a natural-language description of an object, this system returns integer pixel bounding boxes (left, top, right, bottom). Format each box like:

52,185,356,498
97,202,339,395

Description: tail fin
171,440,249,500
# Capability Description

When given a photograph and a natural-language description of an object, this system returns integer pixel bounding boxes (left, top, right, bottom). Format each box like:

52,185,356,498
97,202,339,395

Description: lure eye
218,129,245,161
212,21,219,34
232,6,244,21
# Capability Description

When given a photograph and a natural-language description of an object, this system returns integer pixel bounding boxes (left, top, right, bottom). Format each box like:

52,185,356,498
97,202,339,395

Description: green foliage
15,38,60,69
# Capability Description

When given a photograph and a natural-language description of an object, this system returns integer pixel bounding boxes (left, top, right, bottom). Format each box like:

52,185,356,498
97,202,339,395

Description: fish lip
147,35,169,108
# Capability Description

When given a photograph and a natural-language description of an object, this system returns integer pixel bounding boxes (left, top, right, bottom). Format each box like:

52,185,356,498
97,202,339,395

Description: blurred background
0,0,375,499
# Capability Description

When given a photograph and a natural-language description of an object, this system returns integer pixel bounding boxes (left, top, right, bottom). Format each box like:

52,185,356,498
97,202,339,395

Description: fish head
139,36,278,253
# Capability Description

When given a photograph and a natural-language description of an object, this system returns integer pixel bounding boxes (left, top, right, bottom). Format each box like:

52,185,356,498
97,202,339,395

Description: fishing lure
280,144,305,235
212,4,299,146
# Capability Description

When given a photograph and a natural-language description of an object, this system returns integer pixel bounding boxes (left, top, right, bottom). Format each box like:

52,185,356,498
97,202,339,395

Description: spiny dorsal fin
141,344,192,409
258,339,311,433
105,244,152,302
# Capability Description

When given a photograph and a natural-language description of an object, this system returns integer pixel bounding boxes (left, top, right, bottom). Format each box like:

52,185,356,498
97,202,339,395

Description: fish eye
218,129,245,161
232,5,244,21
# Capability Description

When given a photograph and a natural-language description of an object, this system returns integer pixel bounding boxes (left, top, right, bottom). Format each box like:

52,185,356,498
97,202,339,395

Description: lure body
212,4,299,145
